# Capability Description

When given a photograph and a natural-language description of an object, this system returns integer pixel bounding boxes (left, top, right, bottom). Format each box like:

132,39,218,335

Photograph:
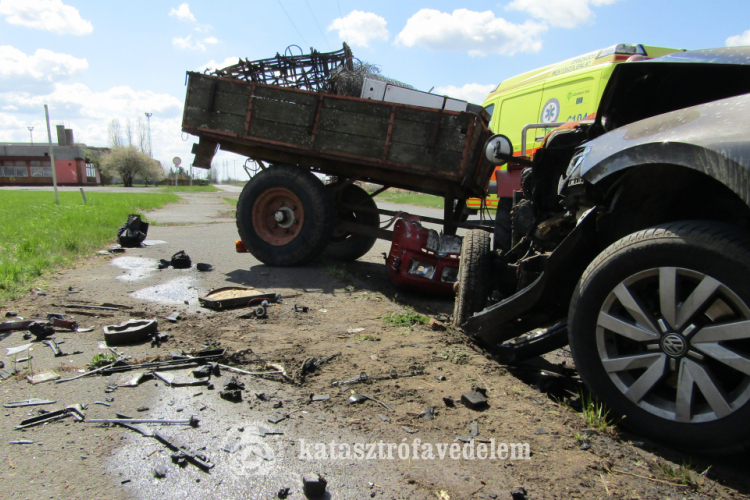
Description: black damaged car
454,47,750,453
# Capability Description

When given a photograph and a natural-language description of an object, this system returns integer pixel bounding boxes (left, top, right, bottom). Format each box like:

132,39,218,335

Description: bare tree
136,117,148,154
125,119,134,147
108,119,123,148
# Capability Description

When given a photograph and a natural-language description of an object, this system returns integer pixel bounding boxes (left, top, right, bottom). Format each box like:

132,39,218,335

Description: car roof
644,46,750,65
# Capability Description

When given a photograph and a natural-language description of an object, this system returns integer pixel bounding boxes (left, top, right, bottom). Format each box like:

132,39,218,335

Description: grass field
222,196,238,207
370,190,445,209
159,185,220,193
0,191,179,301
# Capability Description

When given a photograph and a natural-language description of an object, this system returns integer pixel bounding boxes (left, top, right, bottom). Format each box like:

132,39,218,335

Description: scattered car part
89,415,200,427
15,406,84,429
310,394,330,402
294,305,309,313
196,263,212,272
199,287,278,310
154,431,214,470
42,339,64,357
461,390,488,410
496,322,568,364
26,372,60,384
165,312,180,323
28,322,55,340
0,320,33,332
4,398,57,408
331,368,425,387
387,218,463,296
103,319,158,345
302,474,328,498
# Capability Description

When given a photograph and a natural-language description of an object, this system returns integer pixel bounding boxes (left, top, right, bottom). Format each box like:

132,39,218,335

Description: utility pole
43,105,59,204
144,112,153,157
27,126,34,145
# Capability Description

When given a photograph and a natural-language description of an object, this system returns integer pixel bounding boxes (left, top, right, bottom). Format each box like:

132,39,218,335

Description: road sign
172,157,182,166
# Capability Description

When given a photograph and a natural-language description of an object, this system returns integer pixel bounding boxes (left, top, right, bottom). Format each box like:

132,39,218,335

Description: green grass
383,310,428,328
656,460,698,486
222,196,238,207
370,190,445,209
159,185,220,193
578,391,615,434
88,352,117,369
0,191,179,301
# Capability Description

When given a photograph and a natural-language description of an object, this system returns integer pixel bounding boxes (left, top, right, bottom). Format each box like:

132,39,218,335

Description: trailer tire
453,229,491,327
325,184,379,261
237,164,334,266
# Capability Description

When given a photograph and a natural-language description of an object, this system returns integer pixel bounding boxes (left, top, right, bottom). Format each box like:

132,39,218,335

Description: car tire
325,184,379,261
568,221,750,453
453,229,491,327
236,164,334,266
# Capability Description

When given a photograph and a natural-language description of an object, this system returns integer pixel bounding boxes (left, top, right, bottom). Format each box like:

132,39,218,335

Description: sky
1,0,749,181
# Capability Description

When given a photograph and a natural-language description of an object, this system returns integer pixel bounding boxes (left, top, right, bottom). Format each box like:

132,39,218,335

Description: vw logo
661,333,687,356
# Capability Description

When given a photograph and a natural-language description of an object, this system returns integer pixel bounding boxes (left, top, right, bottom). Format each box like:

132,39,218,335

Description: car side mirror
484,134,513,166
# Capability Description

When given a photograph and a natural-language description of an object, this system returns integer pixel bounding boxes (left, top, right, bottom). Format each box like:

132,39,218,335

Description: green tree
100,146,163,187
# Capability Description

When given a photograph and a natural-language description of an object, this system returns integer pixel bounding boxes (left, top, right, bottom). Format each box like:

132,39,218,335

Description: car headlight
440,266,459,283
408,259,436,279
566,146,591,177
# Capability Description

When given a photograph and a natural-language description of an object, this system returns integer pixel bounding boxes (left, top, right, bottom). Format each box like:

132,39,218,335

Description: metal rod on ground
88,416,199,426
44,104,59,205
55,362,116,383
79,187,87,204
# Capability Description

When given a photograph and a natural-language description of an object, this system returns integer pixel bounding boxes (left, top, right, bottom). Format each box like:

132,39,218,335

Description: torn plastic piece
165,312,180,323
103,319,158,345
26,371,60,384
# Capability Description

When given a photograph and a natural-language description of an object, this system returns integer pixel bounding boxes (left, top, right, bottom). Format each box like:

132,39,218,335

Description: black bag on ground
117,214,149,247
170,250,192,269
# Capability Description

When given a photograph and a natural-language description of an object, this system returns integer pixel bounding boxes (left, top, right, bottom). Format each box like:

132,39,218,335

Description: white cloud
168,3,195,22
395,9,546,56
726,29,750,47
1,83,182,120
507,0,619,29
0,45,88,82
197,56,238,72
173,34,219,52
328,11,389,48
433,83,496,105
0,0,92,35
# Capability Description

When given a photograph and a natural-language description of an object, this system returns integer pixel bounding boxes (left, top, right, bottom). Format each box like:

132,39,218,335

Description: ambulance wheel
453,230,491,327
325,184,379,261
237,164,334,266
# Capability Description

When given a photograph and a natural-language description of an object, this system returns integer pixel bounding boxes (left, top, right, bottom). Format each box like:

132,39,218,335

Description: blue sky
1,0,749,180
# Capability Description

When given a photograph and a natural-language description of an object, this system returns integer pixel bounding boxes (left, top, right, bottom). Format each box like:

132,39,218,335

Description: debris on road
153,465,168,478
302,474,327,498
165,312,180,323
117,214,149,247
4,398,57,408
461,390,488,410
15,406,85,429
510,487,528,500
88,415,200,427
43,339,64,357
196,263,212,272
299,352,340,376
310,394,330,402
443,396,455,407
0,320,34,332
9,440,34,445
199,287,278,310
26,371,61,384
294,305,309,313
170,250,192,269
331,368,425,387
103,319,158,345
28,322,55,340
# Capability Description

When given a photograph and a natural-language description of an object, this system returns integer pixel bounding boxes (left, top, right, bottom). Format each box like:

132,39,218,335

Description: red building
0,126,103,186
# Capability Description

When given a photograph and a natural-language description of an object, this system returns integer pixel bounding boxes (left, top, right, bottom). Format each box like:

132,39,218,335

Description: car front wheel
569,222,750,453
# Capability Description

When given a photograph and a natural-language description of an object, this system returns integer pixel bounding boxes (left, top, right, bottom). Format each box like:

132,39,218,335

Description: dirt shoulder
0,190,747,500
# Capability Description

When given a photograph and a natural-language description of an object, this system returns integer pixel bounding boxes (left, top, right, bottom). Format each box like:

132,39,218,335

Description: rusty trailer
182,66,494,266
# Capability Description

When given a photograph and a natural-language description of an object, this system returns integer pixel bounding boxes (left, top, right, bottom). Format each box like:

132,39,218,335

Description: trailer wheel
326,184,379,261
453,229,491,327
236,164,334,266
569,222,750,453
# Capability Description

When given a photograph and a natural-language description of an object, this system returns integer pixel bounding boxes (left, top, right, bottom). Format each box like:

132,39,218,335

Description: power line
336,0,349,44
305,0,332,50
275,0,310,48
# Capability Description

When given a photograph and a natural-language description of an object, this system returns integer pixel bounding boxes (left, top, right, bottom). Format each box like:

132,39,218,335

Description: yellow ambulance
467,43,682,212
